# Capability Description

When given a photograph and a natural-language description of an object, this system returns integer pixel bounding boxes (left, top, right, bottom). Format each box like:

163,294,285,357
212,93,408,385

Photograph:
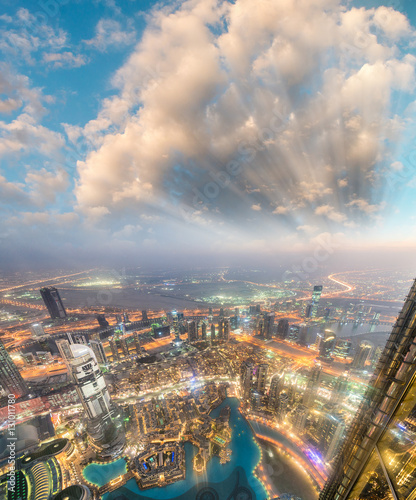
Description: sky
2,0,416,271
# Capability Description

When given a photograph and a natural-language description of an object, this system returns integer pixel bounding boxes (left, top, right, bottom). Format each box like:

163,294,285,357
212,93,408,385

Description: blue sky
2,0,416,270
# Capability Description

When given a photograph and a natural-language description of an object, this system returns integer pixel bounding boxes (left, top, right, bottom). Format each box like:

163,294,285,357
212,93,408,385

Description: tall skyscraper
220,319,230,341
303,365,322,407
201,322,207,340
40,287,67,319
263,313,275,340
57,340,125,458
351,340,372,370
0,339,28,399
320,279,416,500
133,331,142,356
210,323,216,341
188,321,197,342
310,285,323,318
277,319,289,339
142,310,148,321
90,335,107,365
256,364,268,394
269,372,285,410
319,329,336,360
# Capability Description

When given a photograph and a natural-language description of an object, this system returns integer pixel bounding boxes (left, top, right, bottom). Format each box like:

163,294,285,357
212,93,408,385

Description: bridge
97,470,136,495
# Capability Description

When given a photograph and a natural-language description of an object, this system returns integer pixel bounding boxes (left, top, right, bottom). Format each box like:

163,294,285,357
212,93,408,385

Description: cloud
43,51,88,69
25,168,70,206
315,205,347,223
69,0,416,247
0,114,65,158
273,206,289,215
346,198,384,214
84,19,136,52
0,8,67,63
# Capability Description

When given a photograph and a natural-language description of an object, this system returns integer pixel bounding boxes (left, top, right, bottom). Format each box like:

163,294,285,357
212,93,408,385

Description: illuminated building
0,339,28,400
303,365,322,407
333,339,352,359
30,323,45,338
256,364,268,394
40,287,67,319
330,374,349,406
89,335,107,365
310,285,323,318
263,313,275,340
277,319,289,339
320,413,346,463
201,322,207,340
57,340,125,458
269,373,285,410
319,329,336,360
0,438,74,500
291,404,308,434
298,323,308,346
210,324,215,341
188,321,197,342
351,340,372,370
241,361,268,403
219,319,230,341
276,392,289,422
240,361,256,400
288,325,299,342
109,337,120,361
320,279,416,500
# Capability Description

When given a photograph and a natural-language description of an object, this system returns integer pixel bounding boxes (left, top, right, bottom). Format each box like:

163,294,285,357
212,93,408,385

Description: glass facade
320,279,416,500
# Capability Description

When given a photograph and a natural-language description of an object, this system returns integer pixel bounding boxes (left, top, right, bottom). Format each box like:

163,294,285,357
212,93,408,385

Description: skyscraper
351,340,372,370
277,319,289,339
40,287,67,319
90,335,107,365
319,329,336,360
210,323,216,341
57,340,125,458
30,323,45,338
256,363,268,394
310,285,323,318
263,313,275,340
0,339,28,399
320,279,416,500
269,372,285,410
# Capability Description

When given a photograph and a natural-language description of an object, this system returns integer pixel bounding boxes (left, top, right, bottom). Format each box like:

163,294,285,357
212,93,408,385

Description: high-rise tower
57,340,125,458
310,285,323,318
351,340,372,370
320,279,416,499
0,339,28,399
40,287,67,319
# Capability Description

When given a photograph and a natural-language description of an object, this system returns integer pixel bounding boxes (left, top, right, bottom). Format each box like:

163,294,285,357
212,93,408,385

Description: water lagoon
83,458,127,487
101,397,267,500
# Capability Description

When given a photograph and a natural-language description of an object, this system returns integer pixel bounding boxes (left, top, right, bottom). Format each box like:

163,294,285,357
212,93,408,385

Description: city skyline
2,0,416,270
